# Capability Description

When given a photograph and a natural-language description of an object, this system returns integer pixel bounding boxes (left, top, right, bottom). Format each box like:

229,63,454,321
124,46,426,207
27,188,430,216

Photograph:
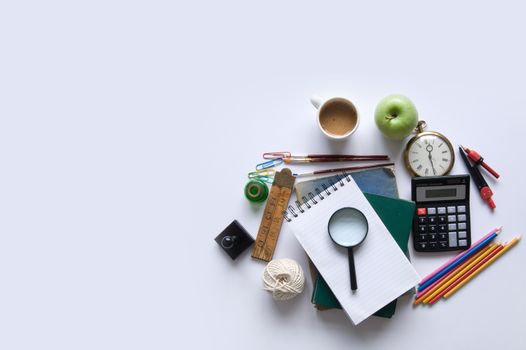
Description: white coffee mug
310,96,360,140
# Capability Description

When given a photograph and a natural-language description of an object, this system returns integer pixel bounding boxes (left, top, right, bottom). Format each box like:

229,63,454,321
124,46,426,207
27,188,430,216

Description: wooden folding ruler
251,168,296,262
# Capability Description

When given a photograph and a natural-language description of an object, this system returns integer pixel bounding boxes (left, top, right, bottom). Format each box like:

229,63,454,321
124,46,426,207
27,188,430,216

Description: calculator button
418,217,427,225
427,207,437,215
429,242,438,249
457,205,466,213
439,241,448,249
448,215,457,222
417,208,427,216
438,233,447,240
459,239,468,247
418,225,427,233
417,242,428,250
458,223,467,230
447,206,456,214
449,232,457,247
448,223,457,231
438,216,447,224
428,217,437,224
457,214,467,222
429,233,437,241
438,225,447,233
428,226,437,234
458,231,467,239
437,207,446,214
418,234,428,241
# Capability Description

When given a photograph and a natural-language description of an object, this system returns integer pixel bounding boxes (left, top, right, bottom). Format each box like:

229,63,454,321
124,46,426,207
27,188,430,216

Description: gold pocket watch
403,120,455,177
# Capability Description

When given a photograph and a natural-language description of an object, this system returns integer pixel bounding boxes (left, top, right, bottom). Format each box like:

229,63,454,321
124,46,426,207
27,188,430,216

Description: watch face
406,133,454,176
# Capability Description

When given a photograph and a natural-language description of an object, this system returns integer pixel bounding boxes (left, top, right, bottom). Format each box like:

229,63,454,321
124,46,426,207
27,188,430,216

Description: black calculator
412,175,471,252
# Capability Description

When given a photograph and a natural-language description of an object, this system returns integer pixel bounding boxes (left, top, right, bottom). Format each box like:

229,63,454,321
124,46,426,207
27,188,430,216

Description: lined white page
284,179,420,325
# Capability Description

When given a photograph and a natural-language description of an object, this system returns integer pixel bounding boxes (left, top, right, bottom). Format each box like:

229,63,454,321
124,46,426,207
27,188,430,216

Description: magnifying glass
328,207,369,291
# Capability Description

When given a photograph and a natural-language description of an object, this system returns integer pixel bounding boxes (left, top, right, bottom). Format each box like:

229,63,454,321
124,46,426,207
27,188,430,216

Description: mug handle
310,95,322,110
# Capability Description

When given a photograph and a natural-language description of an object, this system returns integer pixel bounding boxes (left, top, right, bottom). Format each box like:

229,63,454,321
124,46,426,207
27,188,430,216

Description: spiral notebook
283,174,420,325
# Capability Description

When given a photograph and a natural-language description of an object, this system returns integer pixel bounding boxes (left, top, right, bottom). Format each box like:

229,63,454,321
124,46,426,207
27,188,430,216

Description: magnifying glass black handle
348,248,358,291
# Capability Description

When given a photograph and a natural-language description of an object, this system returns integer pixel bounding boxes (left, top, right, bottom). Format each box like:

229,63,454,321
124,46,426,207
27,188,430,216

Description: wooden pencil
421,245,497,305
443,237,521,299
417,227,501,286
413,246,492,305
427,244,504,304
418,230,500,291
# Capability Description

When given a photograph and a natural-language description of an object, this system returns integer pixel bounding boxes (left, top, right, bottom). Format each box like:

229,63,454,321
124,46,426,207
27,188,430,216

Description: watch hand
428,152,437,175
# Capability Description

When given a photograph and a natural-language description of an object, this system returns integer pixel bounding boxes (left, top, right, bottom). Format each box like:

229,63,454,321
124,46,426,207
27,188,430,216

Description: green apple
375,94,418,140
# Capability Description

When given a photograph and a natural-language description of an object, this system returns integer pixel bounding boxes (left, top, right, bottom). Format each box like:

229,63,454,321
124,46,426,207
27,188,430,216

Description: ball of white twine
262,258,305,301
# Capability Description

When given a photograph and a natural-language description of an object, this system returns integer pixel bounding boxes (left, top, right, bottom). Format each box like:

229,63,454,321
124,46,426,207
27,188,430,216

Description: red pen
460,145,500,179
459,147,496,209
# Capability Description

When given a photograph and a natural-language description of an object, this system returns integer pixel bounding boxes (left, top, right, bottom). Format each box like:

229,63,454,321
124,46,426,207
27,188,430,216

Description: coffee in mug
310,96,359,140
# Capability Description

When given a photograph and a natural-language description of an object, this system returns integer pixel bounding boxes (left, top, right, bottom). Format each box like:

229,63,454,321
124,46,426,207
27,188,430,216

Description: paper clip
256,158,283,170
263,152,291,160
254,176,274,184
249,169,276,178
248,169,275,184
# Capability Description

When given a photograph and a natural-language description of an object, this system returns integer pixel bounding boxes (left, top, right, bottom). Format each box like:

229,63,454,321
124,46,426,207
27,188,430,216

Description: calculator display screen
426,188,457,198
416,185,466,202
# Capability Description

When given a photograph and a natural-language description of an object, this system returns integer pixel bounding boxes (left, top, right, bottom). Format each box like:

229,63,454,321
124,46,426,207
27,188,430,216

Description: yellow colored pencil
428,244,504,304
422,244,499,304
444,236,521,299
414,246,491,305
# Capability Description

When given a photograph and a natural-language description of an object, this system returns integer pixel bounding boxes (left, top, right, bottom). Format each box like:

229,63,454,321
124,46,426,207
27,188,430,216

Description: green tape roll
244,179,269,203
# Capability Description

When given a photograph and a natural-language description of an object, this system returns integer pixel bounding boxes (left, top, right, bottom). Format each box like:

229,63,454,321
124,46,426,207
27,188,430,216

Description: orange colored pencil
413,245,492,305
443,237,521,299
427,244,504,304
422,244,499,304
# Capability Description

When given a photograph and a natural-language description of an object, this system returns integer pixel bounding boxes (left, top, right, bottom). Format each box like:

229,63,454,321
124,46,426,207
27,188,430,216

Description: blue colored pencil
418,230,500,291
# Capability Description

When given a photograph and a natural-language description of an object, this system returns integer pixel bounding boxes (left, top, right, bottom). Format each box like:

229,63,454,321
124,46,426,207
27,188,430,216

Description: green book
310,193,415,317
295,167,414,318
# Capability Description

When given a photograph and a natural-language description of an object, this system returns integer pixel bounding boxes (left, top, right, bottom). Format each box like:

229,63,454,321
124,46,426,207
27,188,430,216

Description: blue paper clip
256,158,283,170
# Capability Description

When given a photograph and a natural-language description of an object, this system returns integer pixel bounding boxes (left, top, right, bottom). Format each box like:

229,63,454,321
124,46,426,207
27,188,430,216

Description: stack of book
294,167,416,320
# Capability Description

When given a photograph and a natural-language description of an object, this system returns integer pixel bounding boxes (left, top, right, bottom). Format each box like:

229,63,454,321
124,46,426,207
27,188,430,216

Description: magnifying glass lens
328,209,368,246
328,207,368,291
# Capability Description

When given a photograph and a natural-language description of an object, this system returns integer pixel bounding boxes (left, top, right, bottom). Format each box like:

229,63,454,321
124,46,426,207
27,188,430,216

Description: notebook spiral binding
284,172,352,222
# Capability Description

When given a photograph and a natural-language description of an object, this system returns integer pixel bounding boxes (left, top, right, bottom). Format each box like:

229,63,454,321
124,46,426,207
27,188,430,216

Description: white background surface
1,1,525,349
